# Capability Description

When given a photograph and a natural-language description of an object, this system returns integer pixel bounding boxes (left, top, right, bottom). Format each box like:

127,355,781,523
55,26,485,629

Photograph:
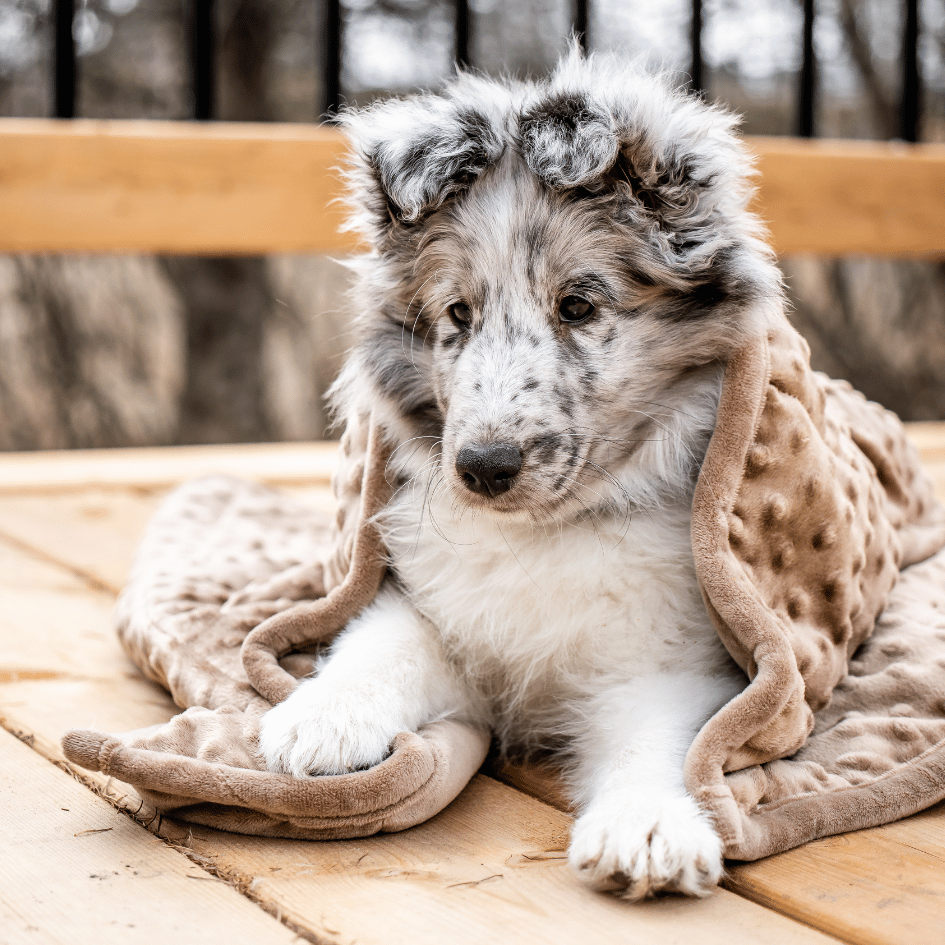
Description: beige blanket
63,315,945,860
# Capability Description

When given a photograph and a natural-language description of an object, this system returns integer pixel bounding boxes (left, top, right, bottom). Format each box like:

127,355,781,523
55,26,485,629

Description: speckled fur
259,49,788,899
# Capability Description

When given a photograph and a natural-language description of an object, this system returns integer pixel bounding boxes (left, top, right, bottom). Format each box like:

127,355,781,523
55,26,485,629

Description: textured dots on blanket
721,325,914,730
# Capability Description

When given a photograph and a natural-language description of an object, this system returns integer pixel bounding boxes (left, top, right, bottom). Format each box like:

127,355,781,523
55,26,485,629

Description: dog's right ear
339,95,505,237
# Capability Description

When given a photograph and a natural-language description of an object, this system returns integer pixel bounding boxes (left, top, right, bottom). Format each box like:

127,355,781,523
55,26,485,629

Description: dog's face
337,51,783,521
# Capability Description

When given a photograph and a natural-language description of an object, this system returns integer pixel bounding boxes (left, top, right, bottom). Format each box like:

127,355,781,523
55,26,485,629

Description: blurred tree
0,0,351,449
167,0,282,445
837,0,898,138
0,255,184,449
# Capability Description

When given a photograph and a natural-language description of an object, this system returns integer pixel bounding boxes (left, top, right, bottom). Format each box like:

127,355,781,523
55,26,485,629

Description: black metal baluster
573,0,589,51
455,0,470,69
690,0,703,94
322,0,342,118
900,0,920,141
53,0,76,118
798,0,815,137
190,0,214,120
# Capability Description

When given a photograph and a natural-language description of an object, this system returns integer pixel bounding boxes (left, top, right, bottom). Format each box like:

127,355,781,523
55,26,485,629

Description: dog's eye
559,295,595,324
448,302,472,330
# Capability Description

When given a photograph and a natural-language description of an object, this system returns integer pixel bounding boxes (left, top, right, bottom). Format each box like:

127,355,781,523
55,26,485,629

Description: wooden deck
1,431,944,945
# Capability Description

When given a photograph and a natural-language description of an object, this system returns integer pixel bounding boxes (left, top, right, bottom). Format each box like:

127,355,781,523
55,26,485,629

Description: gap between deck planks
0,728,305,945
1,431,945,943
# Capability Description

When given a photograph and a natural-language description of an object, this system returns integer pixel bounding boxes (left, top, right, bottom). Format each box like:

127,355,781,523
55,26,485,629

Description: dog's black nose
455,443,523,497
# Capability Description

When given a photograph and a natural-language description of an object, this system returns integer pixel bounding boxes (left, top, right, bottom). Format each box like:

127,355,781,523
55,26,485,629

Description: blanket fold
62,315,945,859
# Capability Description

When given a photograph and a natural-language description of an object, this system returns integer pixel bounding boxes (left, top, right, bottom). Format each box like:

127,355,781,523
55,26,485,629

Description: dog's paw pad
568,792,722,900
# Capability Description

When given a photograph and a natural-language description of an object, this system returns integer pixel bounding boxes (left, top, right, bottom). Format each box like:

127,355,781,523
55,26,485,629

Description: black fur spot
519,92,618,190
370,105,504,224
363,322,441,430
552,384,576,415
532,434,562,462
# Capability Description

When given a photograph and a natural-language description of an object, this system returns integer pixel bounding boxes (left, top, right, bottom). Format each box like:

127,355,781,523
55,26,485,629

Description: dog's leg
258,584,485,776
567,670,742,899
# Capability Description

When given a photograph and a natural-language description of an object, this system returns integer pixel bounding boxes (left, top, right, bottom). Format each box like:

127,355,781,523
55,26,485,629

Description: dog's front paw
568,790,722,900
257,683,403,777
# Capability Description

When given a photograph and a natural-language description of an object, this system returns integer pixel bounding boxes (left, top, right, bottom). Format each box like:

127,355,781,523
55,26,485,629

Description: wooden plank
0,441,337,494
0,537,136,681
0,485,335,595
866,799,945,860
0,729,303,945
0,524,836,945
165,775,839,945
749,137,945,257
0,118,943,257
0,118,359,255
0,490,160,594
724,818,945,945
903,421,945,459
906,423,945,502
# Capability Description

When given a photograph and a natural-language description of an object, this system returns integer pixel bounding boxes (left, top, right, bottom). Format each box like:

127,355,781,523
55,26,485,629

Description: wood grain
724,823,945,945
0,440,337,495
905,422,945,501
0,118,943,257
168,775,838,945
749,137,945,257
0,118,358,255
0,728,302,945
0,486,334,595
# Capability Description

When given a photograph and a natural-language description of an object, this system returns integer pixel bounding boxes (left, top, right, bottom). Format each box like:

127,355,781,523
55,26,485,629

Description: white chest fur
380,485,732,746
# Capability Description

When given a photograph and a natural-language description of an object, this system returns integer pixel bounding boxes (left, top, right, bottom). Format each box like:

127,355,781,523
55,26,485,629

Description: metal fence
51,0,924,141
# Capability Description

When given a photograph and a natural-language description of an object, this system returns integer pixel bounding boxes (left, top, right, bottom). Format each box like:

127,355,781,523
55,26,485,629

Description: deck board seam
0,526,120,596
721,878,855,945
0,718,331,945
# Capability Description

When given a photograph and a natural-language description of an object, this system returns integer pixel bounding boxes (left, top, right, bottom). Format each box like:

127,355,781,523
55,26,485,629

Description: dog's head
335,49,783,520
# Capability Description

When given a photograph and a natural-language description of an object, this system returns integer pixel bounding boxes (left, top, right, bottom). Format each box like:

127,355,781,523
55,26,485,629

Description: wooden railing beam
0,119,943,258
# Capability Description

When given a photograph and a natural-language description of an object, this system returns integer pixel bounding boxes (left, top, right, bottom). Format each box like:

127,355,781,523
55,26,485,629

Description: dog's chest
380,489,721,695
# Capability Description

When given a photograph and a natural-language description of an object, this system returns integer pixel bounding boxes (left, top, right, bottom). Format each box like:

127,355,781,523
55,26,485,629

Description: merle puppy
259,48,783,899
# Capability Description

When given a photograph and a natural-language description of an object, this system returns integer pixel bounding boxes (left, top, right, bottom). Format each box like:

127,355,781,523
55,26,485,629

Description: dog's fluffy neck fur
380,472,733,759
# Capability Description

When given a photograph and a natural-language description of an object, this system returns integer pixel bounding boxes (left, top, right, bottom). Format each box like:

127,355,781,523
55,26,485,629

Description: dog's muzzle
455,442,522,497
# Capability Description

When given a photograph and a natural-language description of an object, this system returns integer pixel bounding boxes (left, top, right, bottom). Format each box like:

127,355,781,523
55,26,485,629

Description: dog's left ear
339,94,505,234
518,52,756,252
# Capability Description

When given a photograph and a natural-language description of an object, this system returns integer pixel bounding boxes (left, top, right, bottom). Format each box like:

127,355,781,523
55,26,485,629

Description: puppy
259,48,784,899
